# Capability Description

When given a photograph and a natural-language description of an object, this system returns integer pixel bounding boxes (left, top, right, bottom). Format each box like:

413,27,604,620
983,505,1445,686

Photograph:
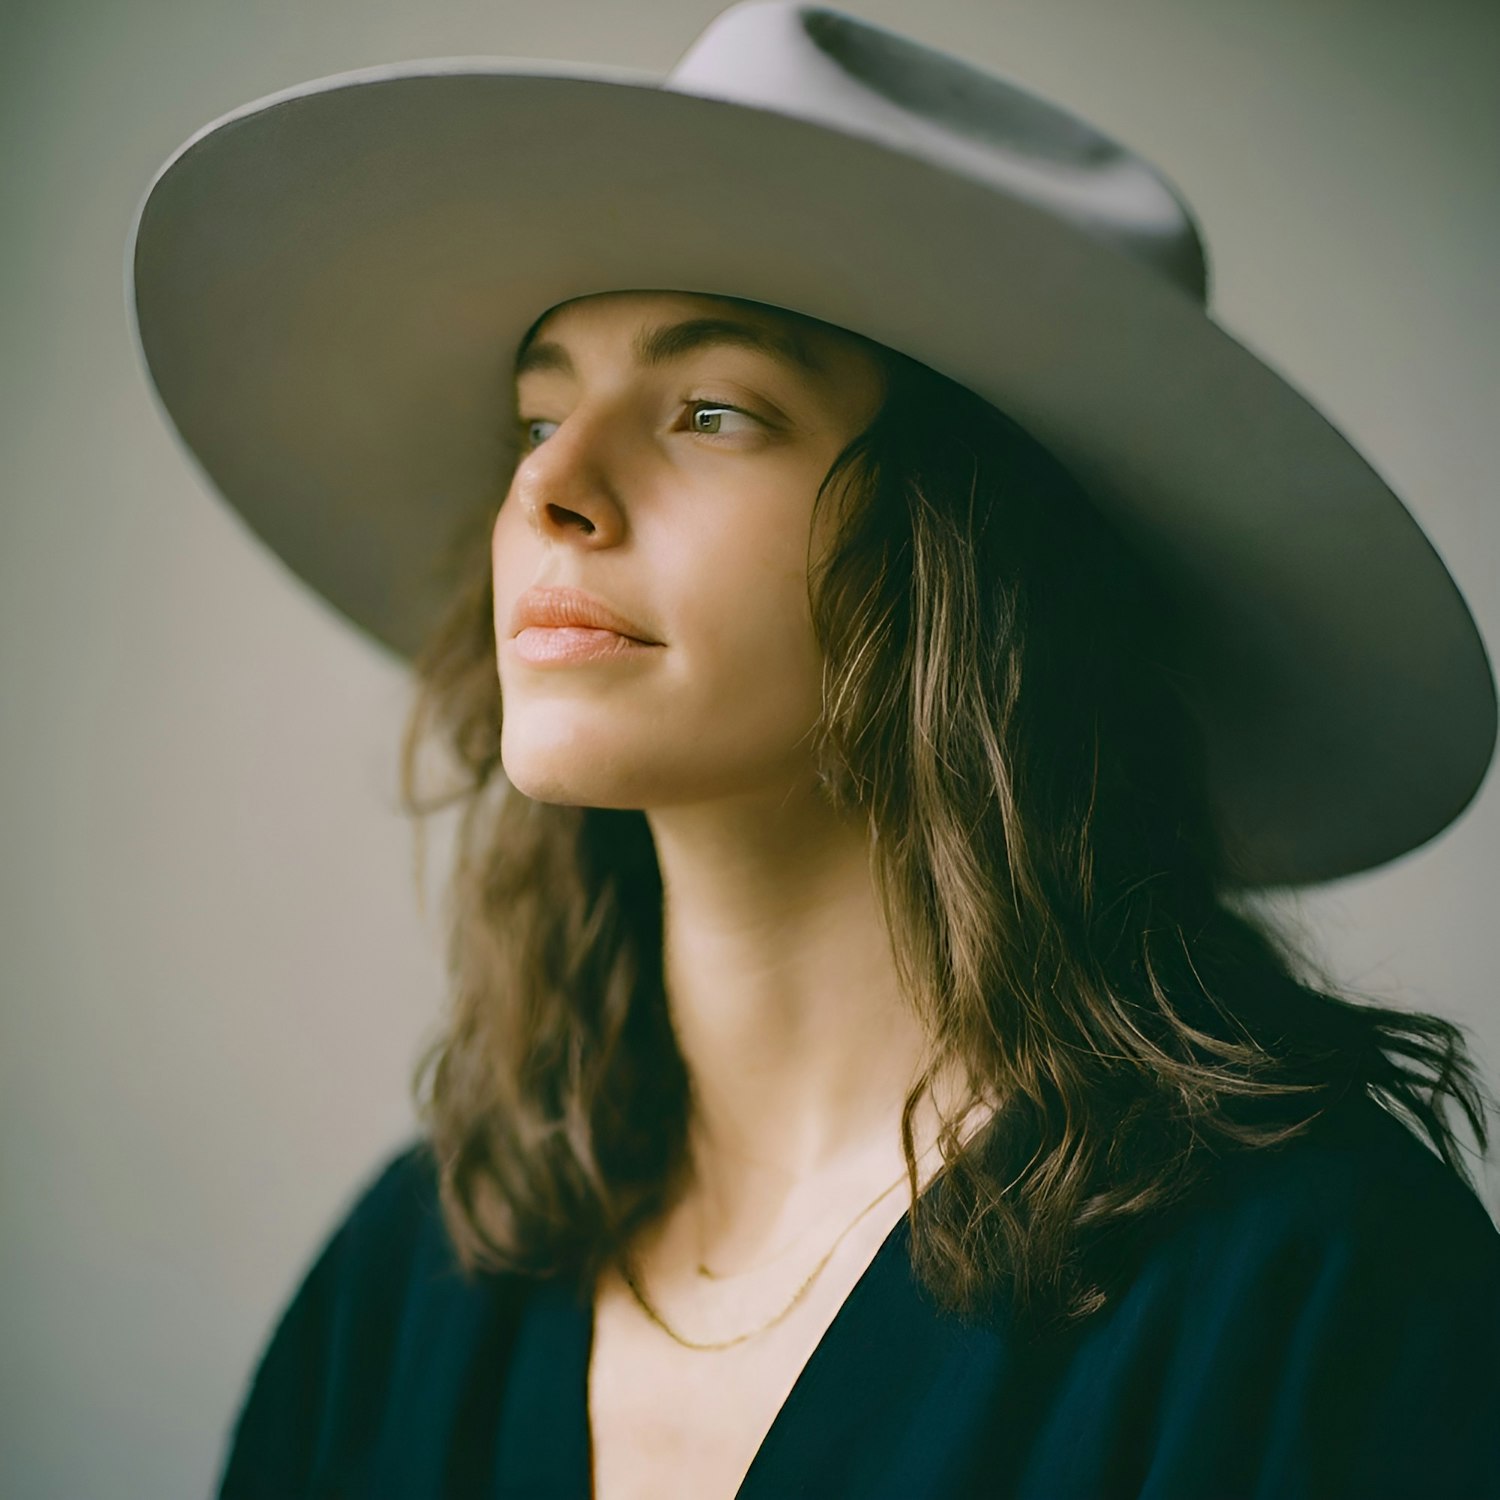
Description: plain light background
2,0,1497,1494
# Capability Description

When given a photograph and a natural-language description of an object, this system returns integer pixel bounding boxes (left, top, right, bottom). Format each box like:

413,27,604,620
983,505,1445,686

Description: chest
585,1255,869,1500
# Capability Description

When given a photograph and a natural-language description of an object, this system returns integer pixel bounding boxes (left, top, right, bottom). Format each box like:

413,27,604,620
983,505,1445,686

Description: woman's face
492,290,887,810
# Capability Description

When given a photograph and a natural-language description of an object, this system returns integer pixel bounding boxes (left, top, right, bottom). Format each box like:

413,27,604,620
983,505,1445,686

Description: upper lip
509,586,661,644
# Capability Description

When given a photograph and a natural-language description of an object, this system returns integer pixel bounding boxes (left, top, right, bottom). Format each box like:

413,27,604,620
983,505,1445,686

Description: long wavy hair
397,301,1492,1339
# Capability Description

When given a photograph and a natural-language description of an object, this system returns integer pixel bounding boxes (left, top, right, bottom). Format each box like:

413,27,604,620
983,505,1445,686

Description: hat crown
667,1,1209,301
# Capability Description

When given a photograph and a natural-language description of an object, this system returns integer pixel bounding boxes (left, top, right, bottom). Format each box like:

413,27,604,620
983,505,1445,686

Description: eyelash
516,400,760,452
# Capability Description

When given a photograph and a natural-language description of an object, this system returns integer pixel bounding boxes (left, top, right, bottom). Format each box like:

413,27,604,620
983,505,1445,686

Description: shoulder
1106,1087,1500,1336
320,1135,447,1275
1150,1088,1500,1277
1026,1098,1500,1494
269,1134,529,1371
225,1134,460,1396
1066,1090,1500,1496
267,1136,457,1337
217,1137,526,1497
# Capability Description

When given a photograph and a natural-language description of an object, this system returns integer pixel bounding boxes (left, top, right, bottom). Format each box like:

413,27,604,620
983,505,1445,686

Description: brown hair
397,304,1492,1339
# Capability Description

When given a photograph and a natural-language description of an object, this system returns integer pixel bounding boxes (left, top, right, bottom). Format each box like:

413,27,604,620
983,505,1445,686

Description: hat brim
127,58,1495,886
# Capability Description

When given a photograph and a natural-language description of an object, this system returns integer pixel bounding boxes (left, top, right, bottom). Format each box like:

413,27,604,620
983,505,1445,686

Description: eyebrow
512,315,826,385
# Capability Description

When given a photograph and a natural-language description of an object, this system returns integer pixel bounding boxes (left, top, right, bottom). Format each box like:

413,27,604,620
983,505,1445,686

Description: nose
506,406,630,549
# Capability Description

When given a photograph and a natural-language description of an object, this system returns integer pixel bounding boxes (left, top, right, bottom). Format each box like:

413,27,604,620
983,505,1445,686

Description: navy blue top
216,1091,1500,1498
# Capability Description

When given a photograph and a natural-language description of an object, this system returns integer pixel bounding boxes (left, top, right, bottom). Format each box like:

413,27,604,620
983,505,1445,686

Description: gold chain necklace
616,1167,910,1352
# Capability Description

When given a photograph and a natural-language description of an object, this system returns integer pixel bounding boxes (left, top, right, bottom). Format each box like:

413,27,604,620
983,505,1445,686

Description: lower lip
509,625,662,665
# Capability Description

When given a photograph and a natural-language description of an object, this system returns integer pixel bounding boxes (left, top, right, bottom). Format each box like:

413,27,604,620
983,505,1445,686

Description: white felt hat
126,0,1495,886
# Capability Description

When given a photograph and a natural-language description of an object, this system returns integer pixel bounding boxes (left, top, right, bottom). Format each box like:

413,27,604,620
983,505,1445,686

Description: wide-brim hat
126,0,1494,888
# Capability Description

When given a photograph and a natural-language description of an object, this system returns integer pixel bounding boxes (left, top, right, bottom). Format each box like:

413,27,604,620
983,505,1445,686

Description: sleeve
1249,1191,1500,1499
215,1215,352,1498
214,1142,434,1499
1134,1139,1500,1500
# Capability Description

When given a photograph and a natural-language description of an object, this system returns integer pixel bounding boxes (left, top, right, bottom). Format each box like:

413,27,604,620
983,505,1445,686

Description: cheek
671,523,825,730
491,489,522,568
490,499,531,626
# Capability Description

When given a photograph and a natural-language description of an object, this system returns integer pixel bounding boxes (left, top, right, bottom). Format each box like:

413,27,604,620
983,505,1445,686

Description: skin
492,289,974,1315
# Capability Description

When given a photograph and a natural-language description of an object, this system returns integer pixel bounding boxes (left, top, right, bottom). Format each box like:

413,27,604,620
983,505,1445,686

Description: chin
502,765,630,808
498,733,658,810
498,712,816,811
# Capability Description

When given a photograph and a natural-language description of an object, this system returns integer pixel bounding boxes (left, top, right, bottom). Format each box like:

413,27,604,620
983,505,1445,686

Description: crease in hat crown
663,1,1208,300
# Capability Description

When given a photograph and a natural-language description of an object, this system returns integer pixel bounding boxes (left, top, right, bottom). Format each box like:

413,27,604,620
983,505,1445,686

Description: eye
519,418,557,451
685,401,759,438
515,402,761,452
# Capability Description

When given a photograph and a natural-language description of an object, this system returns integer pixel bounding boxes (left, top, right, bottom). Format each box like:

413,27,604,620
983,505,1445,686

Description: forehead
513,290,880,388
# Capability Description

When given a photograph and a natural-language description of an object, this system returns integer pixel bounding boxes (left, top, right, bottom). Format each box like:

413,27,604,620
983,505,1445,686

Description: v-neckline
720,1204,917,1495
570,1203,919,1498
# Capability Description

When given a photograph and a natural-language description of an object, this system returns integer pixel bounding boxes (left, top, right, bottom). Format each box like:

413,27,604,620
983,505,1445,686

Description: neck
645,782,953,1251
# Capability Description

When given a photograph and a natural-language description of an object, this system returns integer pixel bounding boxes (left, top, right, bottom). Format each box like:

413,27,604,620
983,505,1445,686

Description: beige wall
3,0,1496,1493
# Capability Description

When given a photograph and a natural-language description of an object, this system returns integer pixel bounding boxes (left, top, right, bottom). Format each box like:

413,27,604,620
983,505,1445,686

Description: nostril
545,503,596,535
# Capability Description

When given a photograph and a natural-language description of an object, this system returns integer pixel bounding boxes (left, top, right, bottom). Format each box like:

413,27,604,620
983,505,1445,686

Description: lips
508,585,661,644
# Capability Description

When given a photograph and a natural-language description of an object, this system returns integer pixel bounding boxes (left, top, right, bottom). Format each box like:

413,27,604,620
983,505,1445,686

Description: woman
128,4,1500,1496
